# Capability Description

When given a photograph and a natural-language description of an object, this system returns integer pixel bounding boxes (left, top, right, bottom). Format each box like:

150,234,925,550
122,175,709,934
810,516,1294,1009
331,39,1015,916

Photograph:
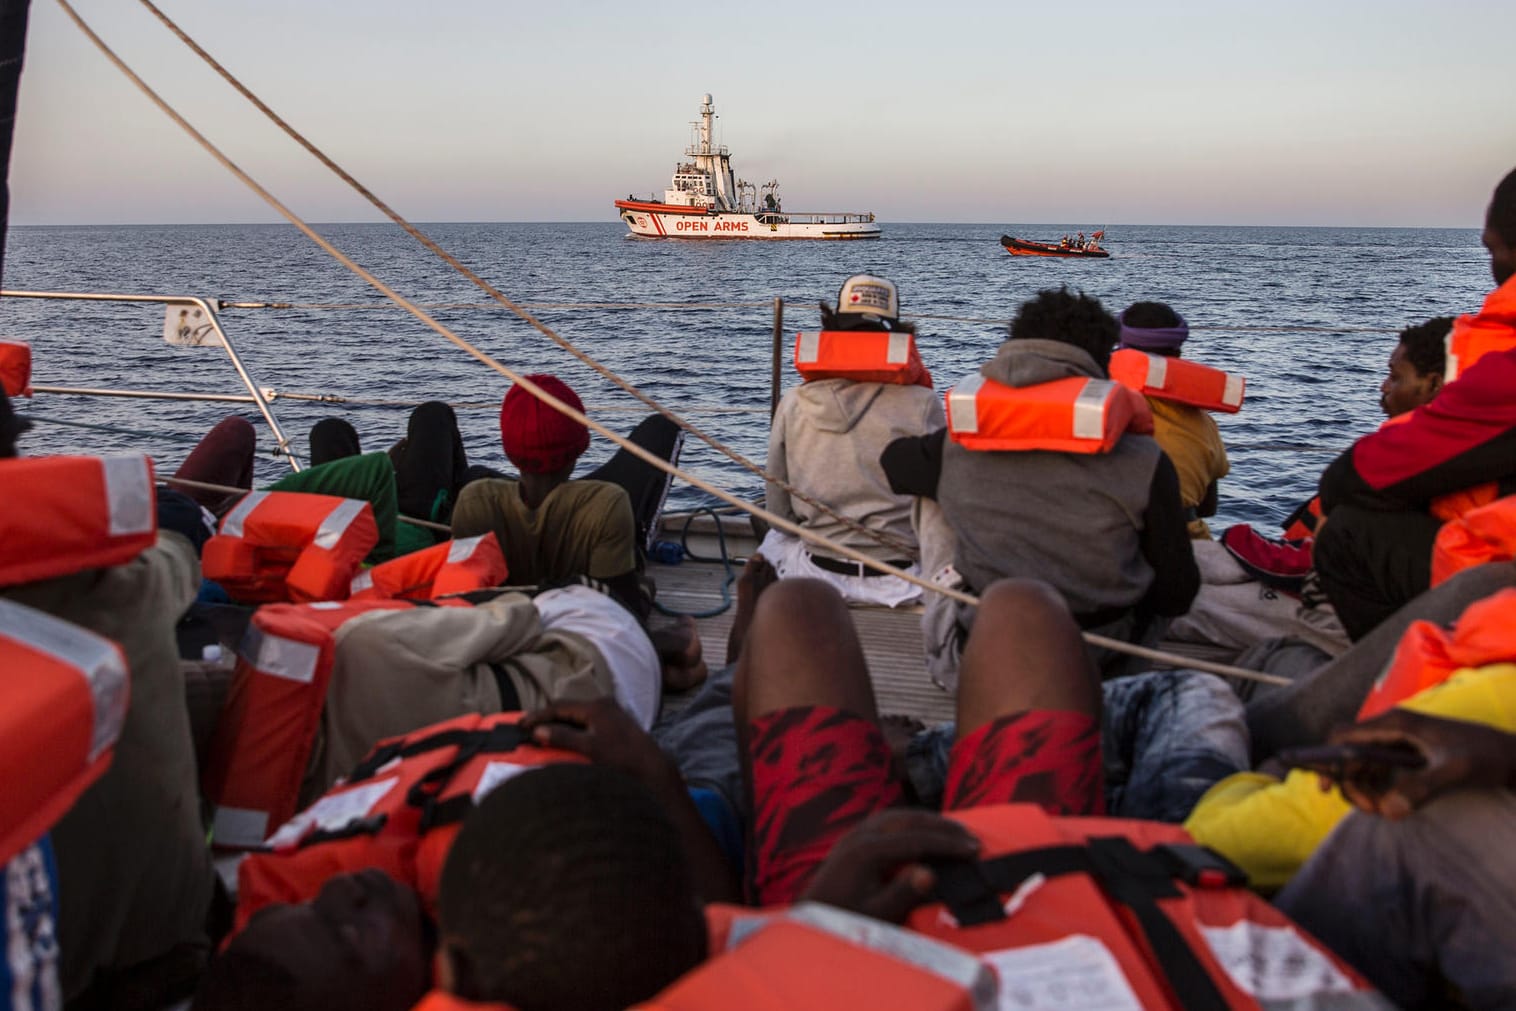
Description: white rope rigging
54,0,1289,687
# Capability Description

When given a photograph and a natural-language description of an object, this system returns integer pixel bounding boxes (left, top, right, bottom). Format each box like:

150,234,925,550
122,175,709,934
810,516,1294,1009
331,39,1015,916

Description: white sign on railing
163,302,222,347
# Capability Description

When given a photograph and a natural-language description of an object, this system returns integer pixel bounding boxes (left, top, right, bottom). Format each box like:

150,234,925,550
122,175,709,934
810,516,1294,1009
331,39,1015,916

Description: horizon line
7,219,1482,231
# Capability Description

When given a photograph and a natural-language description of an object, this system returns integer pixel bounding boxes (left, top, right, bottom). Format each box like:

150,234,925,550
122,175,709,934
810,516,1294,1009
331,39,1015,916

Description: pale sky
9,0,1512,226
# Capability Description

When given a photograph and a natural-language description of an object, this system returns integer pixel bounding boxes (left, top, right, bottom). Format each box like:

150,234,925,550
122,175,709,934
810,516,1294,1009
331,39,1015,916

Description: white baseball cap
835,274,899,326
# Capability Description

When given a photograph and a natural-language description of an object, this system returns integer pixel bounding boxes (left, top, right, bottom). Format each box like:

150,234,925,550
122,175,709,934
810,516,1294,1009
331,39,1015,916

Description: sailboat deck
649,523,956,724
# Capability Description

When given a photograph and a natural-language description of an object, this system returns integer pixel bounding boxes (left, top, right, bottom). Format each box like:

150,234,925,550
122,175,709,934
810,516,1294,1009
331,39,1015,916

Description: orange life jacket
350,533,508,601
202,490,379,603
0,598,129,865
1108,348,1245,414
945,374,1152,454
640,913,994,1011
1430,494,1516,587
0,454,158,588
793,330,932,388
0,340,31,397
905,804,1371,1010
235,711,584,928
1444,308,1516,384
202,598,418,850
1358,587,1516,720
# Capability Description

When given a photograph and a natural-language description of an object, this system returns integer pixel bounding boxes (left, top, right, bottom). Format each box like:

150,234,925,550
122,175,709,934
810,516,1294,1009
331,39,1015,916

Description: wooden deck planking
649,556,956,724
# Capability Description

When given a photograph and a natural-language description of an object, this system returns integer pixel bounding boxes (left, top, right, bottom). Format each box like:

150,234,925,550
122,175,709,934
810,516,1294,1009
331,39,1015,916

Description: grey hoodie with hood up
934,339,1190,617
766,377,944,561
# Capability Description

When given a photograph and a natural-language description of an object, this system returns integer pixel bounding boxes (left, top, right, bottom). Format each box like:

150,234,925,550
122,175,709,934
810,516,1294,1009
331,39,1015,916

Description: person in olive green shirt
451,374,641,611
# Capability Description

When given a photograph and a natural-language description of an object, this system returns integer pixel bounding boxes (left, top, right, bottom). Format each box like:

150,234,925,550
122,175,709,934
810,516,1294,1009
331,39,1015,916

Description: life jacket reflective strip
1108,348,1245,414
906,804,1372,1010
0,340,31,397
1430,494,1516,586
202,599,417,850
1359,587,1516,720
0,454,157,588
0,599,129,865
1444,311,1516,384
639,913,994,1011
234,711,584,928
202,490,379,603
350,533,508,601
945,374,1151,454
793,331,933,388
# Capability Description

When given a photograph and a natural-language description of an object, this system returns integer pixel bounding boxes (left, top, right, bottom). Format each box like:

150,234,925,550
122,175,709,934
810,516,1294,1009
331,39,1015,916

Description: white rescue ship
615,94,881,240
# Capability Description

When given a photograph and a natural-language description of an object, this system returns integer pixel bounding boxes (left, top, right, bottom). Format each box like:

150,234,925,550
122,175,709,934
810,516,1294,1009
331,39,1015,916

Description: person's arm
798,809,979,923
1198,479,1219,519
880,428,947,499
763,400,794,521
521,700,741,904
1320,350,1516,514
1328,708,1516,819
1138,452,1199,616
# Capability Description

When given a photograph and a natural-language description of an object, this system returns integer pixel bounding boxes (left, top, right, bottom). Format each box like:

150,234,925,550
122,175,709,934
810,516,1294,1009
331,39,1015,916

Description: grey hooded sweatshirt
882,339,1198,620
766,377,944,561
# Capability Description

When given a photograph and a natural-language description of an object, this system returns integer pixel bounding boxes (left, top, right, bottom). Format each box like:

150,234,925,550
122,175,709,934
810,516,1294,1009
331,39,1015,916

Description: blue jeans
905,670,1249,822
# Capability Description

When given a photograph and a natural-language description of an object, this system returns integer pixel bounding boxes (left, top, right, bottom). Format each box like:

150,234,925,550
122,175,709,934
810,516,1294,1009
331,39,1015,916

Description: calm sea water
2,222,1493,527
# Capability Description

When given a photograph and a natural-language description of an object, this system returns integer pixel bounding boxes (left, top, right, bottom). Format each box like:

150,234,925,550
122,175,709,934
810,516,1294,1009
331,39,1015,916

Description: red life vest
793,331,932,388
1358,587,1516,720
350,533,508,601
202,490,379,603
0,599,129,864
0,455,157,588
1430,494,1516,587
202,598,417,850
641,914,994,1011
0,340,31,397
235,711,584,928
906,804,1372,1010
945,374,1152,454
1108,348,1245,414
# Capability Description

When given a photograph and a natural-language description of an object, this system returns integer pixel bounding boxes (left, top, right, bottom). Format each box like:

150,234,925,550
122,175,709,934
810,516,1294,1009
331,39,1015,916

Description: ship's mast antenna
698,92,715,156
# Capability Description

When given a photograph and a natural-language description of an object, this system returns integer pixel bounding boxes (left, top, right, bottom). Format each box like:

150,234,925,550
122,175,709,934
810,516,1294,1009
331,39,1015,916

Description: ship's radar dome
702,93,713,106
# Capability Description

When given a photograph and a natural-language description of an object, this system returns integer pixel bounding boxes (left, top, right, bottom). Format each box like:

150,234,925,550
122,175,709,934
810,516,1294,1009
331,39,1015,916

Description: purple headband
1118,309,1188,352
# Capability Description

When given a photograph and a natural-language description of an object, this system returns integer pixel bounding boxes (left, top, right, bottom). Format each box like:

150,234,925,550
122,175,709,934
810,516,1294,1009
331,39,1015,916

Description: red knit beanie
498,374,591,474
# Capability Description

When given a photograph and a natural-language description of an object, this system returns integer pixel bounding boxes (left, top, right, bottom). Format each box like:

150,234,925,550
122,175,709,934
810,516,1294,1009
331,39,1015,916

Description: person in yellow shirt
1186,659,1515,890
1116,302,1230,538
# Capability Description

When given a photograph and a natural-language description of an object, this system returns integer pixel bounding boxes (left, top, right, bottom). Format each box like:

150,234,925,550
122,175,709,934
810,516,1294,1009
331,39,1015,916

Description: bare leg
955,578,1101,740
945,579,1104,814
734,577,879,727
726,554,778,665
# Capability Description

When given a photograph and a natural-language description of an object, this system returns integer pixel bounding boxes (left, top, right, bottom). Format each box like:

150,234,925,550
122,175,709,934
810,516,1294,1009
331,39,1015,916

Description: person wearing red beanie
452,374,639,598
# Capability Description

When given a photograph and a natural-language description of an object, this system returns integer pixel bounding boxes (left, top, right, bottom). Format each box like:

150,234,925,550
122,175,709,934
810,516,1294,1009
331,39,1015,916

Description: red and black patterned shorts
748,705,1102,906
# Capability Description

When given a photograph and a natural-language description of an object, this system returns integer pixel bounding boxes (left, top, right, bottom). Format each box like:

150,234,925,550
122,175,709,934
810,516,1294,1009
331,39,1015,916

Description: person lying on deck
759,273,945,607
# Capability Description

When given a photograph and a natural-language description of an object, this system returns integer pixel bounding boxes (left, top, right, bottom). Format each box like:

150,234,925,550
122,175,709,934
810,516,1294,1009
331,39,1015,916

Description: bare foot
726,553,779,665
650,614,709,693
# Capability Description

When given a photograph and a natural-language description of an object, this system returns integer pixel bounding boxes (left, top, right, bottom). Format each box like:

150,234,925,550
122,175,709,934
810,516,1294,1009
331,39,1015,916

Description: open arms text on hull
614,95,881,240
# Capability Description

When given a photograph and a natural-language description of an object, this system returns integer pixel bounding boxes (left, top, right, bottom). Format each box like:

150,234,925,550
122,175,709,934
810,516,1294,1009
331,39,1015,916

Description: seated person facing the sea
451,374,644,613
881,287,1198,677
1380,315,1452,418
759,273,944,607
1116,301,1231,540
1314,167,1516,641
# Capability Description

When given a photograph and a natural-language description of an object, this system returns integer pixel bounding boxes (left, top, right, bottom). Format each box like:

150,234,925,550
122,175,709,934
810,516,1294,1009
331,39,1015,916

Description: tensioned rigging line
133,0,917,560
58,0,1288,687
